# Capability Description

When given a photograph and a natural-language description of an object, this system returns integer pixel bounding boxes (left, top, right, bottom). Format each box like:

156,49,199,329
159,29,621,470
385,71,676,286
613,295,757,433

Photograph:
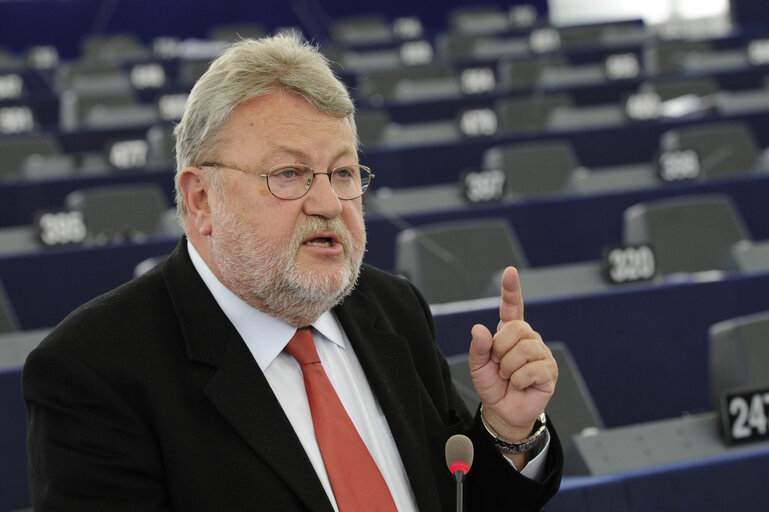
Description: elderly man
24,35,562,511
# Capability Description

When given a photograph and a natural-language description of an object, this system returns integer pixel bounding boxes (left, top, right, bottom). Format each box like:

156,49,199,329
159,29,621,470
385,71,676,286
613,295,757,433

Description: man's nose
302,172,343,218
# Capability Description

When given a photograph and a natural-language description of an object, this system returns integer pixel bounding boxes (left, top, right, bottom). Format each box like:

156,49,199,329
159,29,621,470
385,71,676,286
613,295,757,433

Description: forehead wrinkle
265,144,357,167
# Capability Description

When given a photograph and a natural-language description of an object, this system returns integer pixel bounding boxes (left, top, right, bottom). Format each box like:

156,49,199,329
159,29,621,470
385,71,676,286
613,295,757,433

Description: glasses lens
331,165,370,200
267,165,313,199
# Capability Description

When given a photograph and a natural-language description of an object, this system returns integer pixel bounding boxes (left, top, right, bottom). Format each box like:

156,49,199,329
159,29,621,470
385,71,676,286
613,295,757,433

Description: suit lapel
334,291,443,512
161,240,333,512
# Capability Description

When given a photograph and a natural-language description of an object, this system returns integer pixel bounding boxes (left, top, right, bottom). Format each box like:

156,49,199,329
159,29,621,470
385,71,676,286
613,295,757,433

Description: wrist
479,405,547,455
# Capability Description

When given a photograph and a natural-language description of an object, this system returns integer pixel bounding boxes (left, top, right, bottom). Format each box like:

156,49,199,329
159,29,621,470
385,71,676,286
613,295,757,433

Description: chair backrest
448,341,603,449
64,184,170,242
145,124,176,169
497,55,565,92
659,122,759,179
483,139,578,198
356,65,456,101
495,93,572,135
395,218,528,304
623,195,750,275
79,33,151,63
644,39,712,74
708,311,769,410
330,14,393,45
0,134,61,180
446,5,509,35
649,77,719,102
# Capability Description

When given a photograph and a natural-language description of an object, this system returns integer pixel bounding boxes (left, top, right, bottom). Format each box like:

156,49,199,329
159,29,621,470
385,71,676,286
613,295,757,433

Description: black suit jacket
24,239,562,511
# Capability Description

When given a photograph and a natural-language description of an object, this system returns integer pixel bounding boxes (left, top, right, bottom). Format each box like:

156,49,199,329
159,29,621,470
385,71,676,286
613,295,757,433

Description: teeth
306,239,332,247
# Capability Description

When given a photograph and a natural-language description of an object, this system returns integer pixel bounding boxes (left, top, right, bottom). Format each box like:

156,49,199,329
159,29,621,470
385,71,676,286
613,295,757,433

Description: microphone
445,434,474,512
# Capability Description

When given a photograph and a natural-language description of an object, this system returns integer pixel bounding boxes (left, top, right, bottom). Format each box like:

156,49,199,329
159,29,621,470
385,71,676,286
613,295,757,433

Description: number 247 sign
721,386,769,445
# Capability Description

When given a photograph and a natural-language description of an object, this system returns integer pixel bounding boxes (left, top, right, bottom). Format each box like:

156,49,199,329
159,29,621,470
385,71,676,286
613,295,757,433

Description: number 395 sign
721,386,769,445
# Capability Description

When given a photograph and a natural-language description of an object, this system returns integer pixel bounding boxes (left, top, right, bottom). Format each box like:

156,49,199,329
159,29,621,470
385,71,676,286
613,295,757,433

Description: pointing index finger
497,266,523,332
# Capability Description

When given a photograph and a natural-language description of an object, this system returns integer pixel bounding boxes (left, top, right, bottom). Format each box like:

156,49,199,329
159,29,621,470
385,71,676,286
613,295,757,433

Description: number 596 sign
721,386,769,445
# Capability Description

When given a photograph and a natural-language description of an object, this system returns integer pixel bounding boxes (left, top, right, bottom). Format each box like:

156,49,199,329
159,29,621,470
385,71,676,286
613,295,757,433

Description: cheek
342,205,366,239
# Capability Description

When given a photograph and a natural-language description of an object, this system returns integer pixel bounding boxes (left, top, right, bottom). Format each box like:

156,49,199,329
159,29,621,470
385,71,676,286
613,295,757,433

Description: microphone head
445,434,474,475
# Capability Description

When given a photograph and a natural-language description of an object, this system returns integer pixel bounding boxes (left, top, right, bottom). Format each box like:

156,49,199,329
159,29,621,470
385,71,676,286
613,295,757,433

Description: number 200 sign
722,387,769,445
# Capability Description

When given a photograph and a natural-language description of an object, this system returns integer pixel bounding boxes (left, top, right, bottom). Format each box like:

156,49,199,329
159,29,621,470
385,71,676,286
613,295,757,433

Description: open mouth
302,231,342,249
305,237,334,247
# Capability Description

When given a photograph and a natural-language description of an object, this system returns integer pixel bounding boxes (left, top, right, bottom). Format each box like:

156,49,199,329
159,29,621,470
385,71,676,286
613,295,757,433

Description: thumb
468,323,494,372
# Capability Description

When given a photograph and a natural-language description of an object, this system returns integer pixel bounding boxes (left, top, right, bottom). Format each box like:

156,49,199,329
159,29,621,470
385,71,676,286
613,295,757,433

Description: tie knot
285,328,321,365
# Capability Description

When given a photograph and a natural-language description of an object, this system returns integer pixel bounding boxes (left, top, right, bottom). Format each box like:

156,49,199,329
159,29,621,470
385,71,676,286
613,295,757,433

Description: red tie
285,328,398,512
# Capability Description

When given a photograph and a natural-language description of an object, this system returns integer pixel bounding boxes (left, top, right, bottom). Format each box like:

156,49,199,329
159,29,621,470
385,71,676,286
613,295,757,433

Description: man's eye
334,167,355,179
275,167,302,179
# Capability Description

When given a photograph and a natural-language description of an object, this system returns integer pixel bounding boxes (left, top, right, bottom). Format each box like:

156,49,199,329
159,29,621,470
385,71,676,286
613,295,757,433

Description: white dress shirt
187,242,548,511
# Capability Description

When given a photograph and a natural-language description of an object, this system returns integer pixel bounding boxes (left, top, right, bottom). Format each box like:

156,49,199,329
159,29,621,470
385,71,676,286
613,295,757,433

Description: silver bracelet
479,405,547,455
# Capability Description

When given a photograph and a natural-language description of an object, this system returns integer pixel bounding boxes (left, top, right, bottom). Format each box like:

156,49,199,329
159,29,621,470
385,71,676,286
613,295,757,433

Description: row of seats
2,185,768,332
394,194,769,304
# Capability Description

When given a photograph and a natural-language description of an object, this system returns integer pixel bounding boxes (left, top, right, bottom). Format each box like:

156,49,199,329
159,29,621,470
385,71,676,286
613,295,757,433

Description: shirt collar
187,240,347,370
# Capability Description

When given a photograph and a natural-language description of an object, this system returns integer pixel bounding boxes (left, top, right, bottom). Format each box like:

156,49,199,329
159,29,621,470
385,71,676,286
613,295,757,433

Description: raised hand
468,266,558,444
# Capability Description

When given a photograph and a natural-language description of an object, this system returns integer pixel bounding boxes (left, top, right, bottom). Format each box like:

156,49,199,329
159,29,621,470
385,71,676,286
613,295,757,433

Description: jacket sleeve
23,342,172,512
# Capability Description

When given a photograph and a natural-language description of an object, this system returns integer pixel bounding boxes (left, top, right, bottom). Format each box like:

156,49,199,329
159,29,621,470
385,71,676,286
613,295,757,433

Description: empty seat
355,64,457,102
145,123,176,168
482,139,578,198
61,87,160,130
558,20,647,49
64,184,171,242
645,77,719,102
436,32,529,62
0,46,25,71
623,195,751,276
659,122,760,179
495,93,572,135
355,109,390,147
55,59,133,95
79,33,151,63
0,133,62,181
709,311,769,410
446,5,510,35
644,40,713,74
395,218,528,304
497,55,566,92
179,59,213,86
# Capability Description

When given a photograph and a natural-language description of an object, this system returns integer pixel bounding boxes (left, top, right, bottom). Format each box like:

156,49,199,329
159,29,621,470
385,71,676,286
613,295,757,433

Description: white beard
210,205,366,327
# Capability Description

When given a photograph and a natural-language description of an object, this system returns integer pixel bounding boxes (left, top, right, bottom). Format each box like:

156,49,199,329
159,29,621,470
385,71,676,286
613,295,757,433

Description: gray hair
173,33,357,220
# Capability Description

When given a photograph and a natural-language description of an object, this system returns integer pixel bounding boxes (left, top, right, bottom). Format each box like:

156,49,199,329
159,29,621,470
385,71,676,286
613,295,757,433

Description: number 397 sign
721,386,769,445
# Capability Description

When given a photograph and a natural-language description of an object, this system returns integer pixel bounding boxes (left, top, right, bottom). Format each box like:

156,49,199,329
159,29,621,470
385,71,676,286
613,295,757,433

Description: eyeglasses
200,162,375,200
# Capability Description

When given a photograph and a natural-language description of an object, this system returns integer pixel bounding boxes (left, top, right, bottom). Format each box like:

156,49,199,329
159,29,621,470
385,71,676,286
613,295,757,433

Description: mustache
294,216,353,251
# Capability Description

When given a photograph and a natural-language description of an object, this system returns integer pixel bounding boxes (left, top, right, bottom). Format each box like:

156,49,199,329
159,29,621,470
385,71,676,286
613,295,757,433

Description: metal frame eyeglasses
200,162,375,200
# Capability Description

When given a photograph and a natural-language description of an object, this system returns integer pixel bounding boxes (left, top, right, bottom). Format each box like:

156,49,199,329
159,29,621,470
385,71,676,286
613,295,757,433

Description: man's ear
178,167,213,236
